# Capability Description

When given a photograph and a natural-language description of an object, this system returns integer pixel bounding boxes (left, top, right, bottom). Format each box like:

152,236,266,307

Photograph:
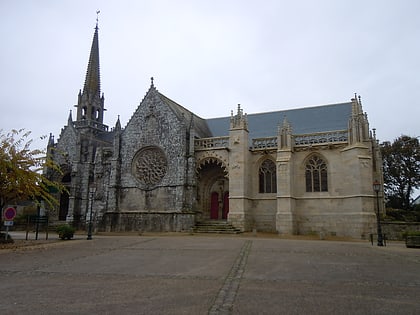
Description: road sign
4,221,13,226
3,207,17,220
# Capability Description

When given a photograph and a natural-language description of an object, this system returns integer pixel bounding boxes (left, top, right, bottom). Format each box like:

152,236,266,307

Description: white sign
4,221,14,226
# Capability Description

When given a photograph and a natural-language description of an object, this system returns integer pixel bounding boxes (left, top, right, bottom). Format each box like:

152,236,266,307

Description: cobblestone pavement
0,233,419,315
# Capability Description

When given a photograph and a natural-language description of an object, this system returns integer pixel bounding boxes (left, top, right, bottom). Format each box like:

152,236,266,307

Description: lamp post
373,180,383,246
87,186,96,240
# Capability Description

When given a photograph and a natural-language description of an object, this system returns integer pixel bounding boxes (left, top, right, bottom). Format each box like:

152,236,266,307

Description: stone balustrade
194,136,230,150
294,130,348,146
251,137,278,150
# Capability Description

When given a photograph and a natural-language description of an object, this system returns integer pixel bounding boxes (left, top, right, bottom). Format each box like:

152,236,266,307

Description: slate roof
96,130,115,144
158,92,212,138
205,102,352,139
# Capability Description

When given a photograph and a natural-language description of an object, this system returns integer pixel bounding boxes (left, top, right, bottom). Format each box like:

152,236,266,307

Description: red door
210,192,219,219
222,192,229,219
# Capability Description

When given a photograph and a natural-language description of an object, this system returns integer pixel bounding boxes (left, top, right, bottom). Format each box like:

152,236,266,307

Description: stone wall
381,222,420,240
251,198,276,232
100,212,195,232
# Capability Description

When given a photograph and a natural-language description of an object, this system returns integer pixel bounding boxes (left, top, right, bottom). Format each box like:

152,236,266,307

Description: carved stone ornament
132,146,167,187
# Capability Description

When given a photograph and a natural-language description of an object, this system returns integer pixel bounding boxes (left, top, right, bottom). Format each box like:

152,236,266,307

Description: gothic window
82,106,87,119
62,173,71,183
259,159,277,193
305,155,328,192
94,108,100,120
132,146,167,188
91,107,100,120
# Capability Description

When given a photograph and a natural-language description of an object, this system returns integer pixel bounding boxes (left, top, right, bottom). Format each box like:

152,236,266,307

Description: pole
376,190,383,246
35,205,40,240
87,190,94,240
5,225,9,242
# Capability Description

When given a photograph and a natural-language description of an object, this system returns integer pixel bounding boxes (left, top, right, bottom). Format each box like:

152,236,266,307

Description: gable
55,123,78,164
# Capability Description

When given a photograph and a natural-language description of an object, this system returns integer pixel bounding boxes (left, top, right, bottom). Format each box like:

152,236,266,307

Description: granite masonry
46,23,383,238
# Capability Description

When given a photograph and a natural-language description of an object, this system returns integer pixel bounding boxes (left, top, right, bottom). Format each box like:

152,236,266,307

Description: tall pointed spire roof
74,15,107,131
83,23,100,99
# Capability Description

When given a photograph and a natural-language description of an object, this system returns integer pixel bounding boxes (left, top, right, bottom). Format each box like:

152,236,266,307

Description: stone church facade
47,24,383,238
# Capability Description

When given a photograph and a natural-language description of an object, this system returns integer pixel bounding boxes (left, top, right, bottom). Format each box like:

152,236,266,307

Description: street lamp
87,186,96,240
373,180,383,246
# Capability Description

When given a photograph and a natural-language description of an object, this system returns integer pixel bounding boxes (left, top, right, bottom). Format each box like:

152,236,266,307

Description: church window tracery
132,146,167,187
305,155,328,192
259,159,276,193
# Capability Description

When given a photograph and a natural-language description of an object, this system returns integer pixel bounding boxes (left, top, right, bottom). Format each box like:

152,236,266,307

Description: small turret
230,104,248,130
348,94,369,144
278,115,292,149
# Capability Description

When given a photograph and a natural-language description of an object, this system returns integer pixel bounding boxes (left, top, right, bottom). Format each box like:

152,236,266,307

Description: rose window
132,146,167,186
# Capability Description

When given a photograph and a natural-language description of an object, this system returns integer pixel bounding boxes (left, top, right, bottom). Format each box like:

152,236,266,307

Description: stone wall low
252,198,276,232
294,197,376,239
381,222,420,240
100,212,195,233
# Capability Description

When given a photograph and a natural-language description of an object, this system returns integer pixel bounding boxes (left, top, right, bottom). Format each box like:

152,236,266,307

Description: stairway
193,220,242,234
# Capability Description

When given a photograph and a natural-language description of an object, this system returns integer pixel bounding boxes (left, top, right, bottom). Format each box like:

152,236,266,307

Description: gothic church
47,23,383,238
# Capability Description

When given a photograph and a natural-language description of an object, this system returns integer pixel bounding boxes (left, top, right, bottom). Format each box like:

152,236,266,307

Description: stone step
193,220,242,234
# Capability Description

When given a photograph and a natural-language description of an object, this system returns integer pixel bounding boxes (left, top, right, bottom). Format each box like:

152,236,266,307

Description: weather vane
96,10,100,24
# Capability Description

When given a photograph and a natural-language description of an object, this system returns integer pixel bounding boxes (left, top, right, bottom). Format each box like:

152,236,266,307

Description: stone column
227,105,250,231
276,118,295,234
276,151,296,234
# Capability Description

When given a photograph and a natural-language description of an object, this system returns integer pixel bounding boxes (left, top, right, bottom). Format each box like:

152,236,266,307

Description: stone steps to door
193,220,242,234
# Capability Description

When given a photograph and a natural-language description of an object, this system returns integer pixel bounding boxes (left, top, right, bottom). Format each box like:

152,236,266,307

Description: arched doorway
197,159,229,221
59,172,71,221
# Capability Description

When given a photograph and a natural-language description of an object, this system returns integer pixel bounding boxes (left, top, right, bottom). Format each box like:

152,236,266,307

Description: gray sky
1,0,419,148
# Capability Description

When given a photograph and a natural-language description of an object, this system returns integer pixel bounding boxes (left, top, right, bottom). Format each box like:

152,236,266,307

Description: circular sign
4,207,17,220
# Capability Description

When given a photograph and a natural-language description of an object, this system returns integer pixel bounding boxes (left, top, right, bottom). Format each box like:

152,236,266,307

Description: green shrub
403,231,420,237
384,208,420,222
56,224,76,240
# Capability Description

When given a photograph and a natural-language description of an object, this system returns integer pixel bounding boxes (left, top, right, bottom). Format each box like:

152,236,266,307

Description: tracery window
132,146,167,188
259,159,277,193
305,155,328,192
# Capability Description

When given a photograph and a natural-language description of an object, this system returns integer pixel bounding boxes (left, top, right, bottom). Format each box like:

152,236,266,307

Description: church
47,23,383,238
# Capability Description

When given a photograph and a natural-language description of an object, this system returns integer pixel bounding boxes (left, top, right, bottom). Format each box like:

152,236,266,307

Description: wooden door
210,192,219,219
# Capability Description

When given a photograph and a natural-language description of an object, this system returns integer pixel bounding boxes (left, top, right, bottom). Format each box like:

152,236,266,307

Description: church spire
83,23,101,100
74,15,107,131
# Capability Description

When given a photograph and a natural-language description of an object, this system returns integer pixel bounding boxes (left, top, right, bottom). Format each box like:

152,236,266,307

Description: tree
0,129,63,211
381,135,420,210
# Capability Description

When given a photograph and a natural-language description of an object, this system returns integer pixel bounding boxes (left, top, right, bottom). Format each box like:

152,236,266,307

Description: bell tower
74,18,107,132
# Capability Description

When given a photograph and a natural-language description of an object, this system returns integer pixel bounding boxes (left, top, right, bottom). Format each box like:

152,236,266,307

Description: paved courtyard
0,233,419,315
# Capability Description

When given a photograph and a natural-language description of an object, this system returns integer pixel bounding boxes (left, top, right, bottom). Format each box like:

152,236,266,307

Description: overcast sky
1,0,419,149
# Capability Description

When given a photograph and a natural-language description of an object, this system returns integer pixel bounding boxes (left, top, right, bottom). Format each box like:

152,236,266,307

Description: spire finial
68,110,73,124
151,77,154,87
96,10,100,27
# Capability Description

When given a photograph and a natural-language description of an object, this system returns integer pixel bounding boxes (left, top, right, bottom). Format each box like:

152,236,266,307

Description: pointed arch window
259,159,277,193
305,155,328,192
82,106,87,119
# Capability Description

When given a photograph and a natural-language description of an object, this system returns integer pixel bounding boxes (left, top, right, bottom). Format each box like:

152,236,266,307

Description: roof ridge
206,101,352,120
